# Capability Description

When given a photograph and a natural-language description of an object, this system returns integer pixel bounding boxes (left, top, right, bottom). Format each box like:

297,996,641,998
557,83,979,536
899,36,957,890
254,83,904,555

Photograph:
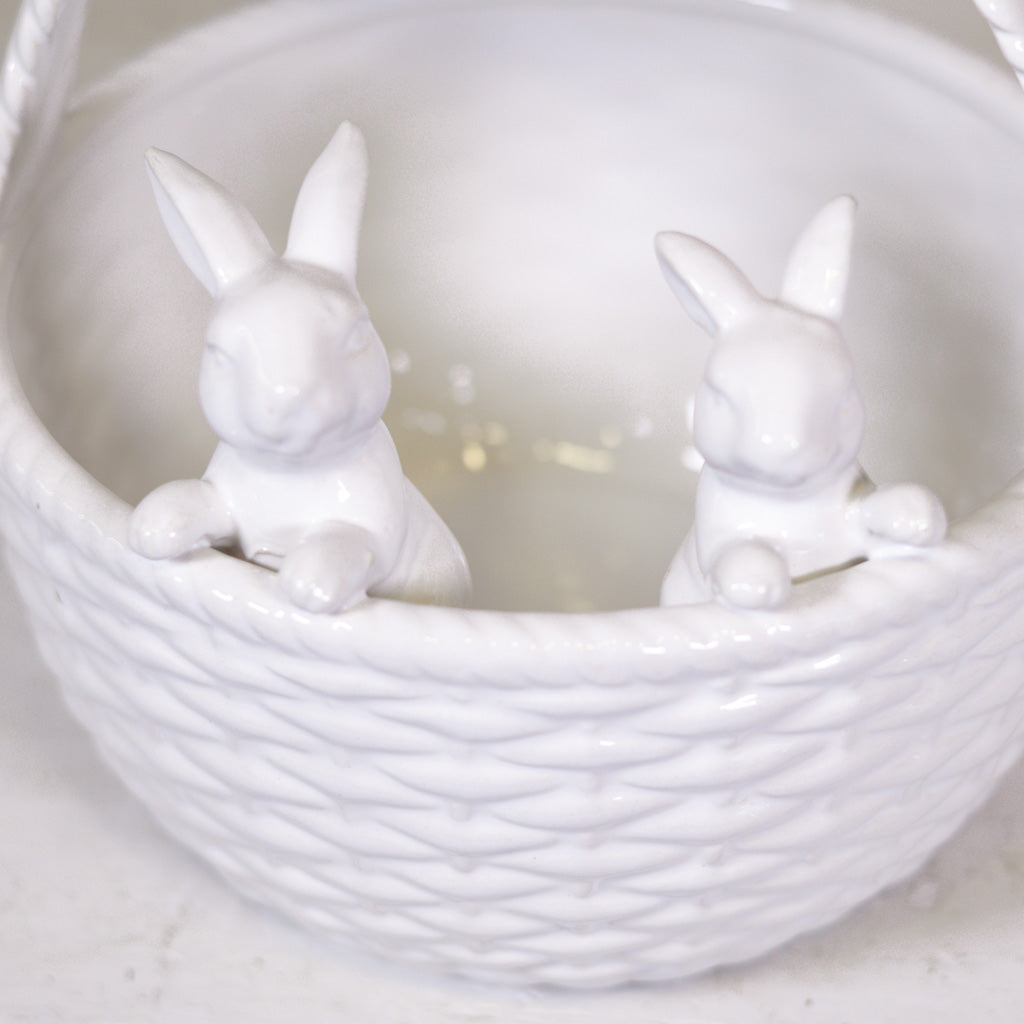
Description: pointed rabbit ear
145,148,274,297
284,121,368,280
780,195,857,322
655,230,762,337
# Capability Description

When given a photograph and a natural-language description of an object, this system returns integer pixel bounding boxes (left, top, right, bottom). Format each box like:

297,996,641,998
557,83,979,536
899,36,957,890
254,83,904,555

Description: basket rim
1,0,1023,678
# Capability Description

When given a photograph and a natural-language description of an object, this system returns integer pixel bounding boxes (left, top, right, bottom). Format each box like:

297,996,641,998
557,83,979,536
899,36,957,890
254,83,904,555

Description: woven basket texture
3,386,1024,985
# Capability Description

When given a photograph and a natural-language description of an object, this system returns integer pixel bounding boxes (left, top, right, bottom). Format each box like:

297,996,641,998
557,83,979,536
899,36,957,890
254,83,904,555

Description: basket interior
7,0,1024,612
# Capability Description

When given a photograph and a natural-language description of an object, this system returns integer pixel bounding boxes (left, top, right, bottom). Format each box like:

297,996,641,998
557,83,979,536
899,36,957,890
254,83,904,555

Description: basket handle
973,0,1024,87
0,0,86,226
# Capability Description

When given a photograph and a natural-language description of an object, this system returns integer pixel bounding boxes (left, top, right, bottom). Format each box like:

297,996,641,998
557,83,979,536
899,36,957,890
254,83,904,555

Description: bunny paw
129,479,234,559
710,540,791,610
279,529,376,613
861,484,947,547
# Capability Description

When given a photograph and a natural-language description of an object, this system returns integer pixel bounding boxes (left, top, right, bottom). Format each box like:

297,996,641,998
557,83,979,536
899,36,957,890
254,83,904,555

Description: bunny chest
204,431,408,573
693,464,871,580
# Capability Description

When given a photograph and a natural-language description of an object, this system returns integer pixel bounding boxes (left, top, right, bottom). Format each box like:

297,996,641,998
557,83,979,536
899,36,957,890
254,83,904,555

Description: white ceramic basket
3,0,1024,989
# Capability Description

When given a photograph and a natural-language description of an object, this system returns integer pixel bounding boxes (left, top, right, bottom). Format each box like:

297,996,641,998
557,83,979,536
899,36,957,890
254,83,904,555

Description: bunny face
145,121,381,461
693,307,865,490
657,196,863,493
199,265,391,459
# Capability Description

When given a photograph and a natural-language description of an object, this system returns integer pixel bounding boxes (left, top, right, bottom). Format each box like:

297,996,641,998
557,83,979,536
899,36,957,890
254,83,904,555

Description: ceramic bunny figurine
129,122,471,613
657,195,946,610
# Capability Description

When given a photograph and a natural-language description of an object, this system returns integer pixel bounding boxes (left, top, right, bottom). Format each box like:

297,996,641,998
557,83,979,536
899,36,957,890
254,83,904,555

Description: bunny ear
284,121,368,280
145,148,274,297
655,231,762,337
780,194,857,322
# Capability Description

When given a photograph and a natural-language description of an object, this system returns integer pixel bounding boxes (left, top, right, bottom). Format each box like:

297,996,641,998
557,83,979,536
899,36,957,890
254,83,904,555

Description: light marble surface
4,1,1024,1020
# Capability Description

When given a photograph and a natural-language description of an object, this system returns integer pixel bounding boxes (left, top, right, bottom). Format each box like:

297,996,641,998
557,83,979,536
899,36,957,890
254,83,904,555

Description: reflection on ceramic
658,196,946,609
128,123,471,613
6,0,1024,992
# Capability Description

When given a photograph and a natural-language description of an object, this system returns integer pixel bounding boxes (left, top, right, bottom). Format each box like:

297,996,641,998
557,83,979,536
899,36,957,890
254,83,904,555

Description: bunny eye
342,318,372,351
701,382,732,411
206,345,233,370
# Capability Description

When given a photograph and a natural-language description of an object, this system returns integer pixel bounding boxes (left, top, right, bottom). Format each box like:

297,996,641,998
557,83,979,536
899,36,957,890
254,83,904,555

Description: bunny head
656,196,865,493
146,122,390,461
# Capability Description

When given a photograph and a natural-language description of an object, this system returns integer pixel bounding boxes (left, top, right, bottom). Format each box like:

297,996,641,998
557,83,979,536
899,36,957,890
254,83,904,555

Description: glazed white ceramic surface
129,122,471,611
658,195,945,608
4,0,1024,990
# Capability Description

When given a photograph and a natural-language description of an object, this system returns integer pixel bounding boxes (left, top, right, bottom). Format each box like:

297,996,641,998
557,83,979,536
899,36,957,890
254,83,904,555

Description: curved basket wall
4,409,1024,987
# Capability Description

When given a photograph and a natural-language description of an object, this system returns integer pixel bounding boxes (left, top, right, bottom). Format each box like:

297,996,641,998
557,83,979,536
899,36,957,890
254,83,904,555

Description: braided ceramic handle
0,0,85,223
973,0,1024,87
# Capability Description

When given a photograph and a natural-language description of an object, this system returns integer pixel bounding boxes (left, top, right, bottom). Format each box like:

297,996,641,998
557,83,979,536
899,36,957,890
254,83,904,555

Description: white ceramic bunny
128,122,471,613
657,195,946,610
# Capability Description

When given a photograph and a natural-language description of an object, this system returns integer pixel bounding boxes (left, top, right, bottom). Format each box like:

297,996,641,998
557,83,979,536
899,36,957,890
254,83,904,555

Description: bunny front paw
278,528,376,613
710,540,791,610
129,479,234,559
861,484,947,547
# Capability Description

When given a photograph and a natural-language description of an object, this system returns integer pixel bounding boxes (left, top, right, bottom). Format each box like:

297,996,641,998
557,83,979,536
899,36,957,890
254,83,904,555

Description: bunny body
129,123,470,612
657,196,946,609
204,425,461,603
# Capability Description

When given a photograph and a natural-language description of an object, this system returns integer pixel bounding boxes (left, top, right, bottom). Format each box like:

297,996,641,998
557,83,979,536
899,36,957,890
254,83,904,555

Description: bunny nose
252,383,306,437
757,431,802,458
749,426,834,483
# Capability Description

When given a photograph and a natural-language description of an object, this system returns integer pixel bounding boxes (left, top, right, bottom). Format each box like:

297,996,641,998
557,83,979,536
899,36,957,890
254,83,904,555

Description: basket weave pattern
4,383,1024,985
2,0,1024,990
